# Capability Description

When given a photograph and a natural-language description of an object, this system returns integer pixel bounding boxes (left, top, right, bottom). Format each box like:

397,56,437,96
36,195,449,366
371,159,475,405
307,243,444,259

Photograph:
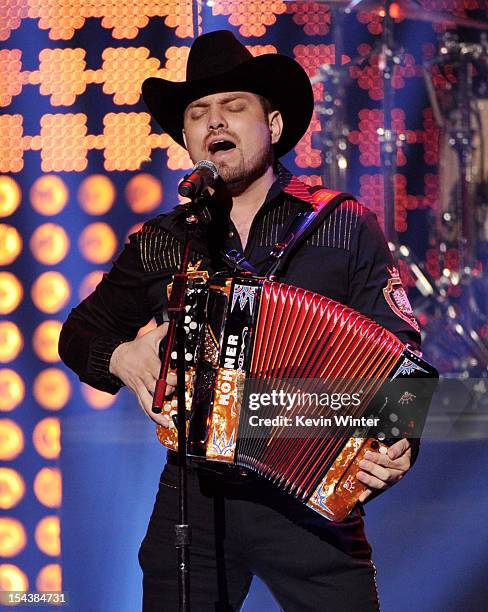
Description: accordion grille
236,280,404,501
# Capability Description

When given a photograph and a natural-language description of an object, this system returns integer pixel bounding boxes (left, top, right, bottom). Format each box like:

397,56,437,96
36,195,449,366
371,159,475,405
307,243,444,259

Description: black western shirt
60,166,422,475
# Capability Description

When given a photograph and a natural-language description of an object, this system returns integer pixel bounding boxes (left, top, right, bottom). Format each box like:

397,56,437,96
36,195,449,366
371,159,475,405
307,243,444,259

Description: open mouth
208,139,236,154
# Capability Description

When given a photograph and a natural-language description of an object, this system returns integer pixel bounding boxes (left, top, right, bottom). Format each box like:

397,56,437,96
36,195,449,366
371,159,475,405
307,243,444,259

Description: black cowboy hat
141,30,314,158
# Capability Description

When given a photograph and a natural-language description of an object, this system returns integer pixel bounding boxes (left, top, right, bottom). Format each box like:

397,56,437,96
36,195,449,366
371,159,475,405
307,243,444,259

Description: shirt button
228,231,234,238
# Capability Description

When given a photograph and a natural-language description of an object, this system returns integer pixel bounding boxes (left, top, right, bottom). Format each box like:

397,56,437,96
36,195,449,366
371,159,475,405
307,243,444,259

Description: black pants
138,462,380,612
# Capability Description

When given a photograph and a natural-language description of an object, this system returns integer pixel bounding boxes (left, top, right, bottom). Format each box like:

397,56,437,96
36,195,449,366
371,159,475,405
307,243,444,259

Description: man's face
182,91,282,189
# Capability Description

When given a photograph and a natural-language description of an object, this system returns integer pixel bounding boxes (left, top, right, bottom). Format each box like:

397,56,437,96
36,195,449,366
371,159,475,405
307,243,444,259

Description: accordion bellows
157,274,437,521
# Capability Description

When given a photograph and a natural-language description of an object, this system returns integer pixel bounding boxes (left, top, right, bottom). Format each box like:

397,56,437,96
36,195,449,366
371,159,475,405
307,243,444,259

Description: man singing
59,30,421,611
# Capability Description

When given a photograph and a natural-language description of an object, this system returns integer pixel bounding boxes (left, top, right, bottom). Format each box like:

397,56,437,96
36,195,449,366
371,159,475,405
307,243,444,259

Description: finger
356,470,388,490
136,384,171,427
387,438,411,460
145,322,169,339
165,385,175,397
363,450,409,471
358,488,373,503
160,414,172,428
151,322,169,349
166,372,177,386
143,374,158,395
359,458,391,481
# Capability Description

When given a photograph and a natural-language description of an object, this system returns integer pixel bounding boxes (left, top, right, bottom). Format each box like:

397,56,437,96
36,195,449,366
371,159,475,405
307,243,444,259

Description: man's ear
269,110,283,146
182,129,187,149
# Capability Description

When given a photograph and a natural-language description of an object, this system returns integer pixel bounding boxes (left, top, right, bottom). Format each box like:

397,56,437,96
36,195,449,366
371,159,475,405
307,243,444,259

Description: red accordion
157,273,437,521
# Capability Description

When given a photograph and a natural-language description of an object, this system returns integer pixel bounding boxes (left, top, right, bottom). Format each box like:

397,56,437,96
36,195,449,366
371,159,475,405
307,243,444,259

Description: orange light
0,563,28,592
0,369,24,412
125,173,163,213
33,467,62,508
39,113,88,172
103,112,152,171
78,270,104,301
210,0,286,37
0,176,21,217
0,115,23,173
0,468,25,509
78,174,116,214
30,223,70,265
166,142,193,171
101,47,161,105
33,368,71,411
0,419,24,460
32,321,62,363
32,417,61,460
78,222,117,264
36,563,62,593
30,175,69,215
286,2,330,36
0,272,23,314
0,322,23,363
159,46,190,82
389,3,401,19
35,516,60,557
0,224,22,265
0,518,27,557
38,48,87,106
81,383,117,410
31,272,71,314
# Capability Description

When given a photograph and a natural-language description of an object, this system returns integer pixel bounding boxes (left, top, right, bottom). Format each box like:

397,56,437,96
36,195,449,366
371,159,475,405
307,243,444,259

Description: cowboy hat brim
141,53,314,159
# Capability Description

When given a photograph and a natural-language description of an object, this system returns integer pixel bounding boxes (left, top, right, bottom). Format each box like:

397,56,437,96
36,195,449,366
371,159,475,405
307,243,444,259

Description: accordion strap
265,189,355,279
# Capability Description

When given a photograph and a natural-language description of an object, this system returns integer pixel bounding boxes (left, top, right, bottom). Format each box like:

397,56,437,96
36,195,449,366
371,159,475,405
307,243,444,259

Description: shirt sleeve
347,210,421,350
347,209,422,469
58,232,163,394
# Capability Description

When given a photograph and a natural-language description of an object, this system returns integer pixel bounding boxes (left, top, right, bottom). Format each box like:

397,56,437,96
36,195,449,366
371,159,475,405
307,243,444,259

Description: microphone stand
152,193,209,612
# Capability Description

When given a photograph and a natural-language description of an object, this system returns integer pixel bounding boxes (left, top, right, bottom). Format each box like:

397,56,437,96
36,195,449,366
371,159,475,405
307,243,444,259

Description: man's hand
356,438,412,502
109,323,176,428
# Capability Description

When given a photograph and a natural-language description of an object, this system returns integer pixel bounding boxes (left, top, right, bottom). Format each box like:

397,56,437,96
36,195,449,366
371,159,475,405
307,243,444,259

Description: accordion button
370,441,380,450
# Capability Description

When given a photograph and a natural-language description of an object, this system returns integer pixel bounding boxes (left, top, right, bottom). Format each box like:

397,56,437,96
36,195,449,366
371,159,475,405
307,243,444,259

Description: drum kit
300,0,488,377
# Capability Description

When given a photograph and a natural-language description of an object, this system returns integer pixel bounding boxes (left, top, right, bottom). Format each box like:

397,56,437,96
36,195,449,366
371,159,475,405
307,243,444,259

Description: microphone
178,160,218,199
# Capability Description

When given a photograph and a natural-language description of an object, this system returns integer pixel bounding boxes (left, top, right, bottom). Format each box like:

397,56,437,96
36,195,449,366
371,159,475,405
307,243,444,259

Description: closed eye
188,109,206,120
226,103,245,112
